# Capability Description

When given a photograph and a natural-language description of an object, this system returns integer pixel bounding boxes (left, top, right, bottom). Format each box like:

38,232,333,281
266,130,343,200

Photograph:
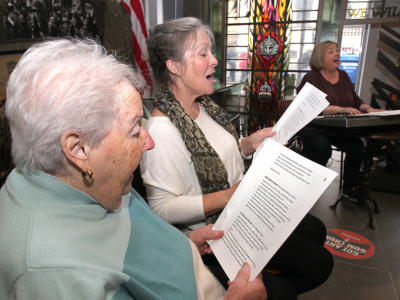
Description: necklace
190,102,199,120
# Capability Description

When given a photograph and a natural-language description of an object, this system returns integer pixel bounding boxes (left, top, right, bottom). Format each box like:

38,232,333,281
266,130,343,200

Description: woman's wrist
203,190,229,217
240,136,254,157
362,106,372,113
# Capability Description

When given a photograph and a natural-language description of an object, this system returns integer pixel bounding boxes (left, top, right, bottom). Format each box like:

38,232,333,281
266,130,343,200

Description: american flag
122,0,153,96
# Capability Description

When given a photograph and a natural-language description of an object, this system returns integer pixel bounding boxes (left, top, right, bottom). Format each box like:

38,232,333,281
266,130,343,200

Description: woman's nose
142,128,155,152
211,54,218,67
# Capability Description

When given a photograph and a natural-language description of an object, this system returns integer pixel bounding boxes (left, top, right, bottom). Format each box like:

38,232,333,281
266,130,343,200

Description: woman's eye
132,123,140,137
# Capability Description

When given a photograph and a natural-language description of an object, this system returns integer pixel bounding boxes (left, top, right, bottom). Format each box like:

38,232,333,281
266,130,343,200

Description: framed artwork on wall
0,51,23,99
1,0,100,52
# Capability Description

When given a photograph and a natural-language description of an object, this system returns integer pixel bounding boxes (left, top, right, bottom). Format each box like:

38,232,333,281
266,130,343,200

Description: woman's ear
60,131,89,170
166,59,181,77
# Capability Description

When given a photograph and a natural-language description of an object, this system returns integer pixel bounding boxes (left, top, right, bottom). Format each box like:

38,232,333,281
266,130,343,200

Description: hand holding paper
254,82,329,160
208,139,337,282
207,83,335,282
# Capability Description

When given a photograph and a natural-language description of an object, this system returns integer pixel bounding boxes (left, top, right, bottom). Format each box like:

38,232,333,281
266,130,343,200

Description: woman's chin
122,188,130,196
122,174,134,195
122,187,131,196
204,85,215,95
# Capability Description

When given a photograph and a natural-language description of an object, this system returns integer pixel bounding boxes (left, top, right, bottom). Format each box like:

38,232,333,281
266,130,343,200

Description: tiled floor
299,152,400,300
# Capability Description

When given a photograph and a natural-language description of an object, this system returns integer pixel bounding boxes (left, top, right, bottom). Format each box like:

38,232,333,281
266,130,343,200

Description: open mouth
206,74,218,83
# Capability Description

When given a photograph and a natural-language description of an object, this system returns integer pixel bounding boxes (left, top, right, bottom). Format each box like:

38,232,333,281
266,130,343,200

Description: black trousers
203,214,334,300
296,129,364,190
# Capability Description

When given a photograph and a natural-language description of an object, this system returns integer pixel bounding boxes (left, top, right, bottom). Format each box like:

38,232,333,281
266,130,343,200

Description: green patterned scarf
155,87,241,224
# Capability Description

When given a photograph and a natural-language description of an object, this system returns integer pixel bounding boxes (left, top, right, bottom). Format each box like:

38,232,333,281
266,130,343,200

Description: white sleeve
140,117,205,224
189,240,226,300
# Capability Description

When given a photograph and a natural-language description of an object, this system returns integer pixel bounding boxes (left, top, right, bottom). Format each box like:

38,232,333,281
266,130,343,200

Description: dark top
296,69,366,135
0,2,6,41
296,69,365,110
92,0,135,66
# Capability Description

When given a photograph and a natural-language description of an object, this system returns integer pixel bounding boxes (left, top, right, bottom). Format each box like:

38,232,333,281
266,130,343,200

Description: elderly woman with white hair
0,38,267,300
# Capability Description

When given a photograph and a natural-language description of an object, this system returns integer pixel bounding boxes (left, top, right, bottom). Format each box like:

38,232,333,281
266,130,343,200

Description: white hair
6,38,146,174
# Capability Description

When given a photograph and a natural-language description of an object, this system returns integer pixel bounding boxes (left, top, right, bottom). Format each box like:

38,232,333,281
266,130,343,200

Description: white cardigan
141,105,246,231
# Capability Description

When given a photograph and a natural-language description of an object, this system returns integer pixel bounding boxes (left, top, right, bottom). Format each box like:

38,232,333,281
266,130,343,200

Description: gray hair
145,17,215,88
6,38,146,174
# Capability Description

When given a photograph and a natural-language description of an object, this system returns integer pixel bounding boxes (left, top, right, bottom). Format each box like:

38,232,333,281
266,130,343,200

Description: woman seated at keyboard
296,41,384,199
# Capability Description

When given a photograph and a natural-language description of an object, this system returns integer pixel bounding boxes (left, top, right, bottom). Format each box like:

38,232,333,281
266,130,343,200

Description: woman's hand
189,224,224,255
241,128,277,157
340,107,362,115
323,105,361,115
365,108,386,113
359,104,386,113
224,263,268,300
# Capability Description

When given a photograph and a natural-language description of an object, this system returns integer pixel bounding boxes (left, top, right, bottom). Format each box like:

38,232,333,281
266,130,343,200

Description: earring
82,169,94,183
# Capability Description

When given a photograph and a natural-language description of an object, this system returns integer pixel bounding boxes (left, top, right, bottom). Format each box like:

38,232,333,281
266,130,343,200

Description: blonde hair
309,41,338,71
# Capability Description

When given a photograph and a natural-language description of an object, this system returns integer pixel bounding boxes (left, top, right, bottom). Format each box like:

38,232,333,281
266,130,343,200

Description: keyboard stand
329,133,394,229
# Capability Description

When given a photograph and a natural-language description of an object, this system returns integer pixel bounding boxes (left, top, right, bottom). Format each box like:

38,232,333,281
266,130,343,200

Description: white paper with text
254,82,329,161
208,139,337,281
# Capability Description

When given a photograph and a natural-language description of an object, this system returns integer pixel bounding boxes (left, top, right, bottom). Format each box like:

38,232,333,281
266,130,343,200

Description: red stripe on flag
122,0,153,95
129,0,148,38
132,31,152,87
121,1,147,39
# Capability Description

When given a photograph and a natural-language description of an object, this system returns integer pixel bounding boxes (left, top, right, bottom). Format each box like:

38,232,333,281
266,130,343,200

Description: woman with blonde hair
296,40,384,199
